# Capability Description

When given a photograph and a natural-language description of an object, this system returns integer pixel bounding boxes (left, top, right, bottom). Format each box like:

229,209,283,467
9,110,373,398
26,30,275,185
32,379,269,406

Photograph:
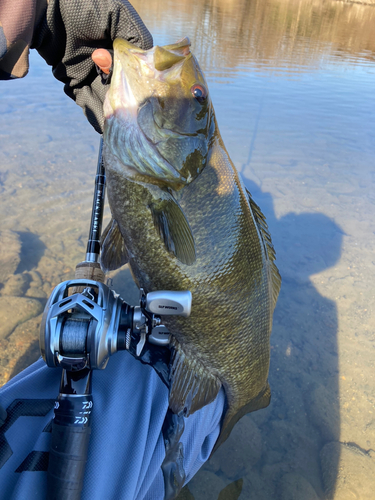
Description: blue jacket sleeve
0,352,225,500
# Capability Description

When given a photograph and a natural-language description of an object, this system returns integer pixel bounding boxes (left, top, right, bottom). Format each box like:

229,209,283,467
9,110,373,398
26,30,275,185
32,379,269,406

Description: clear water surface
0,0,374,498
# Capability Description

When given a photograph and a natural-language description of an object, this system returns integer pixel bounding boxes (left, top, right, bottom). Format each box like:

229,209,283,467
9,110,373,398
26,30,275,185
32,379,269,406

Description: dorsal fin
246,188,281,308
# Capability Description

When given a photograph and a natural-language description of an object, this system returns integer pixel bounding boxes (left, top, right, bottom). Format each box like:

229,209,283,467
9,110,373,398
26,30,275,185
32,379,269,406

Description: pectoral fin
149,194,196,266
100,218,128,272
168,336,222,416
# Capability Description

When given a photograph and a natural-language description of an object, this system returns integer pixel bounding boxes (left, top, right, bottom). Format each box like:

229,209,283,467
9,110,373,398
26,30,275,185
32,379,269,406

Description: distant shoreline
337,0,375,5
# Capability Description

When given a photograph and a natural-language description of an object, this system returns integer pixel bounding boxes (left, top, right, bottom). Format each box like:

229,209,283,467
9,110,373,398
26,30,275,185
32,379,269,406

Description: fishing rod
40,139,191,500
42,137,106,500
74,138,106,284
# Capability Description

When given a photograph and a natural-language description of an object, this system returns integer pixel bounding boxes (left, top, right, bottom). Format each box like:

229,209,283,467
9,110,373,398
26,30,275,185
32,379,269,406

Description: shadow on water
14,231,47,274
183,180,344,499
249,180,343,497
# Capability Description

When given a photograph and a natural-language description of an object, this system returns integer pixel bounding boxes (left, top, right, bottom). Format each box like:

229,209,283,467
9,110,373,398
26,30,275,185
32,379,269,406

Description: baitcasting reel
40,278,192,372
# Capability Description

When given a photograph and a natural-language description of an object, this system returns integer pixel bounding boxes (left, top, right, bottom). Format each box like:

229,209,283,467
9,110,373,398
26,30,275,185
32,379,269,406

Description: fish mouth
103,37,197,183
103,68,185,183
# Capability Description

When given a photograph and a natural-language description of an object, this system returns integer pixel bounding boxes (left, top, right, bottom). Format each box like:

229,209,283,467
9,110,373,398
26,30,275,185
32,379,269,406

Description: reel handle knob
145,291,192,318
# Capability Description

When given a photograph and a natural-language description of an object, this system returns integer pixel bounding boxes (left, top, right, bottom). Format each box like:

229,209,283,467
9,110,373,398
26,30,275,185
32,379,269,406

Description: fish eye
191,84,207,103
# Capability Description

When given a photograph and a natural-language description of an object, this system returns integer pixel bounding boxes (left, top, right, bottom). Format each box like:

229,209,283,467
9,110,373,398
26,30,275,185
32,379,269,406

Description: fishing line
240,78,268,184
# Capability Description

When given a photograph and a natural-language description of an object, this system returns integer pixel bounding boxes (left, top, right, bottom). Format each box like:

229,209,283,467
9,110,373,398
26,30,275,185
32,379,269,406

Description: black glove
32,0,153,133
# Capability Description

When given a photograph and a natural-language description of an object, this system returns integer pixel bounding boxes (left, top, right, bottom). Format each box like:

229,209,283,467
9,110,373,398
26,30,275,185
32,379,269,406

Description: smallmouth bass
101,36,281,451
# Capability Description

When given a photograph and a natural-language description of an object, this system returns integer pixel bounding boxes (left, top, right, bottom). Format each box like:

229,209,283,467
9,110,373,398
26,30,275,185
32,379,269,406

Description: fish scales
101,36,281,451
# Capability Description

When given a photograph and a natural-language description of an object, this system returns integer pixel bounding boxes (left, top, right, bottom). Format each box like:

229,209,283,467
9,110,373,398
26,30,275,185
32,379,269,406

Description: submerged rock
207,416,262,479
279,472,319,500
188,470,227,500
0,297,43,340
0,315,42,386
1,273,30,297
175,485,195,500
240,470,277,500
26,270,47,298
321,442,375,500
0,230,21,283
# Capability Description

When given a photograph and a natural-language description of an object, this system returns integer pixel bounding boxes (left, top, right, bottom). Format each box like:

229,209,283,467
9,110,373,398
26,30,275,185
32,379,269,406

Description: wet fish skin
101,37,281,450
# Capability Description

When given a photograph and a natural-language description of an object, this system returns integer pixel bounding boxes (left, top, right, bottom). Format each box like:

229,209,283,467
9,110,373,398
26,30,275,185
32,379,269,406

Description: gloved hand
32,0,153,133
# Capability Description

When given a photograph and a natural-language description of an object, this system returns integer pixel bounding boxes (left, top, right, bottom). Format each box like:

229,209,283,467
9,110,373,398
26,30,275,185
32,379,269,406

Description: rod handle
47,395,93,500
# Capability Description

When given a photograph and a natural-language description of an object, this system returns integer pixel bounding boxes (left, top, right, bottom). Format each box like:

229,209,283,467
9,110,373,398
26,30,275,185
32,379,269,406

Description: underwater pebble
0,230,21,283
321,442,375,500
1,273,30,297
188,470,226,500
26,273,47,298
208,416,262,479
175,485,194,500
279,472,319,500
25,287,47,299
240,471,276,500
261,462,290,485
0,315,42,386
264,450,284,465
0,297,43,339
28,270,43,288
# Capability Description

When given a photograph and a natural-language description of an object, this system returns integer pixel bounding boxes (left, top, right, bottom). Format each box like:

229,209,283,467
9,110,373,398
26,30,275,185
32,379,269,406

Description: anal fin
169,336,221,416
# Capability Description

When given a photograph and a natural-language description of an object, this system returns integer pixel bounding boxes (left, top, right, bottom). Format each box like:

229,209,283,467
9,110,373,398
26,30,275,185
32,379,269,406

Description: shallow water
1,0,375,498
